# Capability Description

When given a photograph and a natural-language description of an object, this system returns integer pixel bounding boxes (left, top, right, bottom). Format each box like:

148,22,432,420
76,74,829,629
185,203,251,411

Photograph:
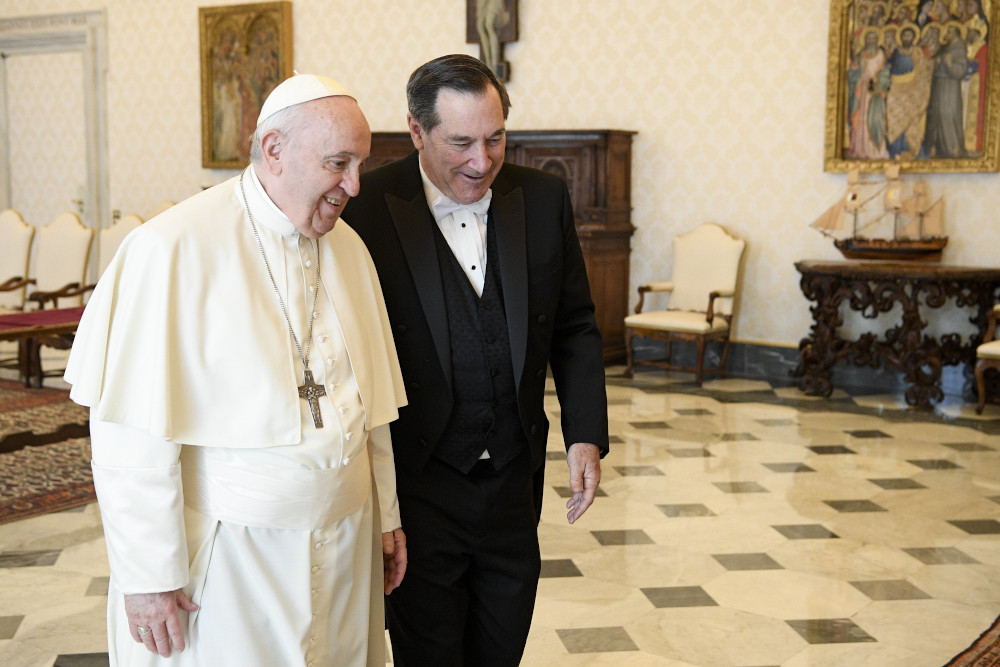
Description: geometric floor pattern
1,364,999,665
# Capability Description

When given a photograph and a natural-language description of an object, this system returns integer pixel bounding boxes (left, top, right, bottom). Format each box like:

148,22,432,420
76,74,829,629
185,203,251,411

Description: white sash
182,444,371,531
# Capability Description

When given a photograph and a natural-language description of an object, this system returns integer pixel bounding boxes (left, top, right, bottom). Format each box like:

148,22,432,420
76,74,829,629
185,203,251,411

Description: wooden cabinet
365,129,636,363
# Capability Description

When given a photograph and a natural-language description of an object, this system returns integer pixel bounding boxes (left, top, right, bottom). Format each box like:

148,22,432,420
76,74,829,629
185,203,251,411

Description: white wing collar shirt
420,162,492,296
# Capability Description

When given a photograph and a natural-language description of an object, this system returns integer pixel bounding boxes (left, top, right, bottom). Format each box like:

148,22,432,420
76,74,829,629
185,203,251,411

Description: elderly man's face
409,87,506,206
267,96,371,239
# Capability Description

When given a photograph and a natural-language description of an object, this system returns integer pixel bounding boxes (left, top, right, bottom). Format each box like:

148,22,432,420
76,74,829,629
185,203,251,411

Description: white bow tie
431,191,492,222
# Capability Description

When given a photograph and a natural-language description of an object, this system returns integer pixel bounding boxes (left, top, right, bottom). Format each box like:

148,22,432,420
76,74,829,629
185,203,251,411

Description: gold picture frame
824,0,1000,172
199,1,292,169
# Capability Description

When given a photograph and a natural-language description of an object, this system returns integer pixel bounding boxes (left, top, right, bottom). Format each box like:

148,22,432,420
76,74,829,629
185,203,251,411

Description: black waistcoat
431,217,526,473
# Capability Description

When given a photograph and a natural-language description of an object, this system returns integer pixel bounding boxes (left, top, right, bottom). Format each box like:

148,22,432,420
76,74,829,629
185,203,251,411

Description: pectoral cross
298,369,326,428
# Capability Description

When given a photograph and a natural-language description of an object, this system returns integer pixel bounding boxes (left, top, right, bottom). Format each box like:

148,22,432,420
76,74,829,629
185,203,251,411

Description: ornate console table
792,260,1000,407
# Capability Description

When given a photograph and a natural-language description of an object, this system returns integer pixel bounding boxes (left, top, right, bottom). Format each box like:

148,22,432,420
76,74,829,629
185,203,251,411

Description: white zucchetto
257,74,355,127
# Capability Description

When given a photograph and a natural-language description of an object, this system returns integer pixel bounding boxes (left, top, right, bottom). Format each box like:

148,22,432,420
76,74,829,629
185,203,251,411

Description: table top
0,306,85,340
795,260,1000,280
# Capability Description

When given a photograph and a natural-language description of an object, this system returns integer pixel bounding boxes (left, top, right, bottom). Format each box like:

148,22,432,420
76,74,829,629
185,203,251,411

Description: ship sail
900,181,929,219
810,200,845,236
922,198,945,237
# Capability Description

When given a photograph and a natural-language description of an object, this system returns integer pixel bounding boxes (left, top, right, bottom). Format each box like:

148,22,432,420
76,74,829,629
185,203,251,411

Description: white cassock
65,166,407,666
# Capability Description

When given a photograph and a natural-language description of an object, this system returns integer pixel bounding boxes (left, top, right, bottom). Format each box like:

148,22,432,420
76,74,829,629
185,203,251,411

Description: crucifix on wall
466,0,518,81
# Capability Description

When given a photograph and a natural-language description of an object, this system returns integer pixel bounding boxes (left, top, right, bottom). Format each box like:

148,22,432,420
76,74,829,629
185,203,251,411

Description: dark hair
406,54,511,132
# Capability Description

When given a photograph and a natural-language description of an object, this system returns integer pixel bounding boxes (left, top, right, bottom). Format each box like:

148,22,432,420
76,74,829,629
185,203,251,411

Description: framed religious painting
824,0,1000,172
199,1,292,169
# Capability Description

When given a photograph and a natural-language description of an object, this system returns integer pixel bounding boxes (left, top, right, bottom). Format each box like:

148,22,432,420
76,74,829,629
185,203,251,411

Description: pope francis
65,74,407,666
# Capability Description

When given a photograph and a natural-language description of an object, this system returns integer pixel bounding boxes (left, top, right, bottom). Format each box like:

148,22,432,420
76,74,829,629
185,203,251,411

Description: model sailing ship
811,166,947,261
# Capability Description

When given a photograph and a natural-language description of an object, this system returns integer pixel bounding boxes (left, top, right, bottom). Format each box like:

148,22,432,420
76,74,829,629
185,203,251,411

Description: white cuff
90,417,189,594
92,462,189,593
369,423,400,532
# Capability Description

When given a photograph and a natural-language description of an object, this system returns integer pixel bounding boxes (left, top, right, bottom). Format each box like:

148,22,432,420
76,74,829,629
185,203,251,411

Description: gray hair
406,54,511,133
249,103,313,163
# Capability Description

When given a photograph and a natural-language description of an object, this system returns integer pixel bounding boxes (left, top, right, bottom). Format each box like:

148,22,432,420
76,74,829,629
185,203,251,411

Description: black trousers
387,446,542,667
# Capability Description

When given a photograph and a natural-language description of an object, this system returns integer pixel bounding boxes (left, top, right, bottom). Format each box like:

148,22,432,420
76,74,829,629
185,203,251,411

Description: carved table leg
793,274,845,397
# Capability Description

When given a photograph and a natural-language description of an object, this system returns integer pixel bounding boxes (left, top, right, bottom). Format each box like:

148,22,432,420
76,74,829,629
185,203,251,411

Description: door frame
0,10,109,247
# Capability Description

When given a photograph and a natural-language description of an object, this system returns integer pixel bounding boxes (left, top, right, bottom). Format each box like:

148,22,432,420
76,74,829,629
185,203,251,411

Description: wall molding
0,10,108,281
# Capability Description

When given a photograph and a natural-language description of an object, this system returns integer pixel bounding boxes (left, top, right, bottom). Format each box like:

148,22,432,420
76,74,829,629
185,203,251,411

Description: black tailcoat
344,151,609,472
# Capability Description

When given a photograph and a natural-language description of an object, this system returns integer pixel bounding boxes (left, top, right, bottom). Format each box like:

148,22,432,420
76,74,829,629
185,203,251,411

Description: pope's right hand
124,588,199,657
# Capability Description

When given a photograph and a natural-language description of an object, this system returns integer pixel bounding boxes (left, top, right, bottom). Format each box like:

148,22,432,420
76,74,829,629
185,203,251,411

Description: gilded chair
975,304,1000,414
624,223,746,385
0,209,35,313
97,212,143,277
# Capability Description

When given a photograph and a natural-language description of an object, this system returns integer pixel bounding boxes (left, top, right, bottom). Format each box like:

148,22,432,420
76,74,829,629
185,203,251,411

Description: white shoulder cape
65,175,406,447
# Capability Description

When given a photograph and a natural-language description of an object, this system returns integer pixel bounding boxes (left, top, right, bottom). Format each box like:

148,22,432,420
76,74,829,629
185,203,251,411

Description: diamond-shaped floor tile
772,524,839,539
0,615,23,640
556,626,638,653
786,618,876,644
641,586,718,608
849,579,930,600
948,519,1000,534
903,547,978,564
712,552,784,571
540,559,583,578
590,530,655,546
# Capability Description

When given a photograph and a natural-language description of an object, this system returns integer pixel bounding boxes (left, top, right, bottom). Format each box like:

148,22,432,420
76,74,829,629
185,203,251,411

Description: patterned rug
0,379,92,524
946,614,1000,667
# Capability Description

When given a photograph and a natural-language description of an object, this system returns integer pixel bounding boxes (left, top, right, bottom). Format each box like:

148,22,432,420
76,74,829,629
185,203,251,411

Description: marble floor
2,364,1000,666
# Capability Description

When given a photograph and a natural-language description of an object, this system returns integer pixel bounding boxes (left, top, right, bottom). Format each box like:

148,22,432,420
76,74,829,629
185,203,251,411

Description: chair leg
18,338,32,388
720,337,731,379
624,329,635,377
695,338,706,386
976,358,988,414
30,337,44,388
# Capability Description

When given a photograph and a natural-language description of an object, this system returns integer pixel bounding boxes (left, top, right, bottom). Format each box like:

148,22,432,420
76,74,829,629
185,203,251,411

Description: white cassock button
343,457,351,466
305,259,312,268
311,565,320,574
327,358,334,367
344,432,352,441
309,285,315,294
339,407,346,415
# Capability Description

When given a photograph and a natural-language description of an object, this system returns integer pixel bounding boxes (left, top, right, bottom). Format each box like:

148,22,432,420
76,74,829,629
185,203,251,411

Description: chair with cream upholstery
975,304,1000,414
0,209,35,312
97,212,143,277
22,212,94,386
26,211,95,310
624,222,746,385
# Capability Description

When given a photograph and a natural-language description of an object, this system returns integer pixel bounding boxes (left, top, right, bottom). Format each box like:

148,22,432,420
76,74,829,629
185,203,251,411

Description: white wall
4,0,999,348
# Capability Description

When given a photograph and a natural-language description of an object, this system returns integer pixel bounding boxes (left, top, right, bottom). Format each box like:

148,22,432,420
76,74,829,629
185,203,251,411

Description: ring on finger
137,625,152,637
